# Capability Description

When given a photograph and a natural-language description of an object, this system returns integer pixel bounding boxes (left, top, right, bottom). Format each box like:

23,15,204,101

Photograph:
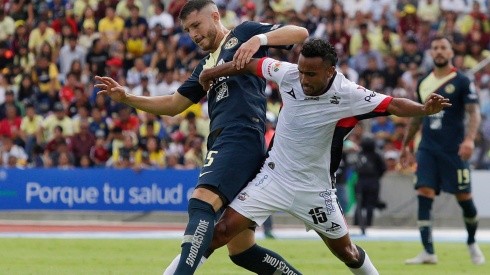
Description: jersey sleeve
234,21,292,50
176,59,207,103
346,81,393,117
257,57,296,87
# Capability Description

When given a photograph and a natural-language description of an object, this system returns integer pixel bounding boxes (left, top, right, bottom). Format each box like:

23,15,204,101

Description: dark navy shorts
415,148,472,194
197,124,266,205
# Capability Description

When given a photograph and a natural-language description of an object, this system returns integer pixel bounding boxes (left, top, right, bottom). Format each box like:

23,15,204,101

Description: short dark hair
179,0,215,21
300,38,338,66
431,34,451,45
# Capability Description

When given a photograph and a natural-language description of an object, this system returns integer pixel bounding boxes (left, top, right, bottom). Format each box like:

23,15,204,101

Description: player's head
298,38,338,96
179,0,222,52
430,35,454,68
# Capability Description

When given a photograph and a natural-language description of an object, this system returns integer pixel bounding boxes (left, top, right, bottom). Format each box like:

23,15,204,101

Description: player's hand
199,70,213,91
423,94,451,115
458,138,474,161
399,146,415,170
233,36,260,70
94,76,128,103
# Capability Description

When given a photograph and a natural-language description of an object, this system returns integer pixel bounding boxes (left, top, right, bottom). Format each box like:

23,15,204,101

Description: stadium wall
0,168,489,228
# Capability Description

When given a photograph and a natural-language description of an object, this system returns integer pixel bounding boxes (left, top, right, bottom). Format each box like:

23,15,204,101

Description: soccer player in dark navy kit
95,0,308,274
401,35,485,265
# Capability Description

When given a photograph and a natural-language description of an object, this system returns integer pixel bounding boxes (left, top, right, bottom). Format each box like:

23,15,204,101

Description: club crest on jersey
224,37,238,49
215,82,229,102
444,84,455,94
330,95,340,104
237,192,249,201
319,190,336,215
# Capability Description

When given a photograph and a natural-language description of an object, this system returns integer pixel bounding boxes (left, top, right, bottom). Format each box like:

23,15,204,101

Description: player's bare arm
200,59,260,90
95,76,193,116
387,94,451,117
459,103,481,160
233,25,308,69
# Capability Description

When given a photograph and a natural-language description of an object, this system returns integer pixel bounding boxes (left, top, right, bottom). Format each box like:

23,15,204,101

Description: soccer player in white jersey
196,38,451,274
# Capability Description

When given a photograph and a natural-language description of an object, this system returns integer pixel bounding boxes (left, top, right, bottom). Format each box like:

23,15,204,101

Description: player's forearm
260,25,309,46
387,97,429,117
201,59,260,80
122,93,191,116
402,117,422,148
465,103,481,141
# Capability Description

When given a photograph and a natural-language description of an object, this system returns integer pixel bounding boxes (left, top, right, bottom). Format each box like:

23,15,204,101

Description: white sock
162,254,208,275
348,252,379,275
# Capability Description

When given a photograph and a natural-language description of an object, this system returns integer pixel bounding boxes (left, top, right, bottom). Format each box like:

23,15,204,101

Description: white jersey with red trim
257,57,393,188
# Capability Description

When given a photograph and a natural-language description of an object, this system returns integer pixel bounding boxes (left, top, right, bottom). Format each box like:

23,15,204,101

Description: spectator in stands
13,44,35,75
116,0,143,20
218,2,239,29
417,0,441,26
90,130,110,167
70,119,96,166
19,103,43,157
0,90,22,120
59,34,87,82
398,35,424,71
86,38,109,77
1,135,27,168
124,5,148,39
98,6,125,44
148,2,174,36
28,18,57,54
0,104,22,146
41,102,75,142
350,38,385,73
0,8,15,42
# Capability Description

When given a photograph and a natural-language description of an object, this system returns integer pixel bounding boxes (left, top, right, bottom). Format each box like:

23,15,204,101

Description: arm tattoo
465,103,481,141
402,116,423,148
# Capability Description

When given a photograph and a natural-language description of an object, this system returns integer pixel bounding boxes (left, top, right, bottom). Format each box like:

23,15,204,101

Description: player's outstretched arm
199,59,260,90
233,25,308,69
95,76,193,116
387,94,451,117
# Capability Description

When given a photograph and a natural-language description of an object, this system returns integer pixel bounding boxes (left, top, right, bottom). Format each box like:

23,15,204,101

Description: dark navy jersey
416,68,479,152
177,21,289,133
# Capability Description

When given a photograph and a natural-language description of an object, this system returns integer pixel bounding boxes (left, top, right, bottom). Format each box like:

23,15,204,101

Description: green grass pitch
0,238,488,274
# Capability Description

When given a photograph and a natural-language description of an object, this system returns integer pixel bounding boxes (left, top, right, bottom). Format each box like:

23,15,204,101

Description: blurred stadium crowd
0,0,488,170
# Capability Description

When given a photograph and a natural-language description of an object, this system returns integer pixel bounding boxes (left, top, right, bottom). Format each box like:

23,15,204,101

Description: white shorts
229,167,349,239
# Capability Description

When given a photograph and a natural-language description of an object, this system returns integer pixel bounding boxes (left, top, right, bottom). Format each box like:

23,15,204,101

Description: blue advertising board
0,168,199,211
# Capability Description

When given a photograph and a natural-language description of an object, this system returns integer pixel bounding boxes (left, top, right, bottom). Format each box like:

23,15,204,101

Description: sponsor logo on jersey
215,82,229,102
305,96,319,101
325,221,342,232
444,84,455,94
224,37,238,49
237,192,249,201
272,61,281,72
364,91,377,102
330,95,340,104
319,190,336,214
255,174,269,187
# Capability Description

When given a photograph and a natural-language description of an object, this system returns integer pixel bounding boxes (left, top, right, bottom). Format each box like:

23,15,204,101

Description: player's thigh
415,149,440,192
437,152,472,194
198,125,265,204
290,188,349,240
229,168,291,227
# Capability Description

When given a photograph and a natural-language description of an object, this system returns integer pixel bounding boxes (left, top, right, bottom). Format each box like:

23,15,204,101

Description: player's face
182,8,219,52
298,55,335,96
430,38,454,68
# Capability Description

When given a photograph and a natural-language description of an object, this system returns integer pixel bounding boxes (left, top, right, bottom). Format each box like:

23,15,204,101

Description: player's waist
263,161,332,188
